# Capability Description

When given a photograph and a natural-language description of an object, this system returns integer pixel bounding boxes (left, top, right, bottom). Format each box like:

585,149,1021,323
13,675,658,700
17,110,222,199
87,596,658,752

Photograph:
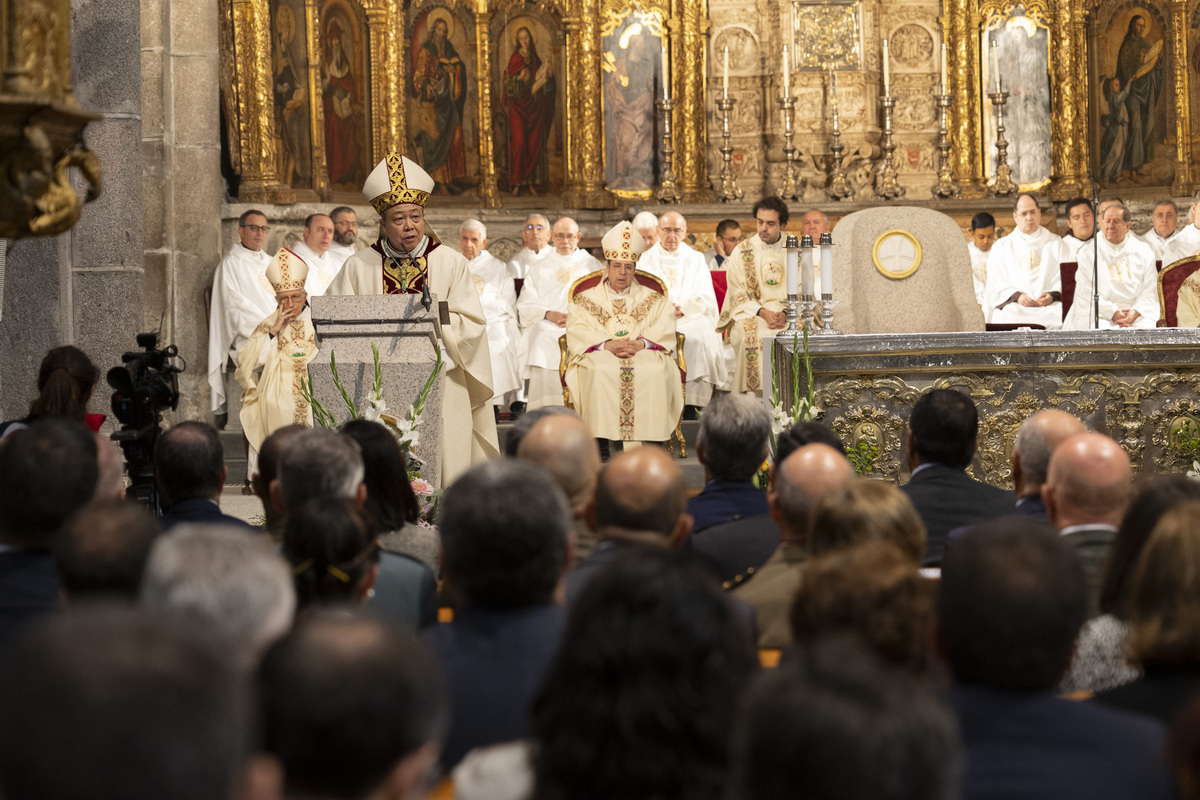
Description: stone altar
308,295,445,482
774,329,1200,488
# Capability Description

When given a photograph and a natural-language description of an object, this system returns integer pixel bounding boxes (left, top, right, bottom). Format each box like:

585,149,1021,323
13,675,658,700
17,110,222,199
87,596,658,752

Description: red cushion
710,271,728,311
1060,261,1078,321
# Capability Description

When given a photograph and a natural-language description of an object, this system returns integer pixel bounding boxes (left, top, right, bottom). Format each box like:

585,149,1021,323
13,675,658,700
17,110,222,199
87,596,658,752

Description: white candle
820,239,833,296
662,42,670,99
830,65,838,104
941,43,948,94
800,241,814,297
723,46,729,99
882,38,890,95
786,244,799,296
783,45,790,97
991,38,999,92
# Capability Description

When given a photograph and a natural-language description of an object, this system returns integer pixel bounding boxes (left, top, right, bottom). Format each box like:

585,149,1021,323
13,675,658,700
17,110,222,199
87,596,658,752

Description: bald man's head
1013,411,1086,496
516,415,601,517
657,210,686,252
1043,432,1132,529
800,209,829,238
771,444,855,545
593,447,689,542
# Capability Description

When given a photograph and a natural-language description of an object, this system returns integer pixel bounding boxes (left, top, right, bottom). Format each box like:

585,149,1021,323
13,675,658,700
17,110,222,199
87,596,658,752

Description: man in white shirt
705,219,742,271
460,218,521,418
1142,200,1178,263
507,213,552,282
632,210,659,250
291,213,337,296
967,212,996,307
1162,190,1200,267
516,216,604,409
326,206,361,273
207,209,276,427
1064,203,1158,330
638,211,728,415
982,194,1064,329
1058,198,1094,260
799,208,830,241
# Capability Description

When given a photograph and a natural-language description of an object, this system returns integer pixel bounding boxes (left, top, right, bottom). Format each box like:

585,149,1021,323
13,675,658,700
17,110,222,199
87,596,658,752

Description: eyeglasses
660,227,685,235
243,224,270,234
552,232,577,240
525,223,546,231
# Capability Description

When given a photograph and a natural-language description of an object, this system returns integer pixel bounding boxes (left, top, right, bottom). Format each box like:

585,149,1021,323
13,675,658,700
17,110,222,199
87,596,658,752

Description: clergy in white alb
516,216,603,409
1142,200,1179,263
236,247,318,477
966,212,997,307
1063,205,1159,330
982,194,1064,329
290,213,338,296
717,197,792,395
506,213,553,281
565,221,682,443
460,218,521,407
1058,198,1095,262
326,206,363,273
325,152,500,487
638,211,728,407
208,209,276,416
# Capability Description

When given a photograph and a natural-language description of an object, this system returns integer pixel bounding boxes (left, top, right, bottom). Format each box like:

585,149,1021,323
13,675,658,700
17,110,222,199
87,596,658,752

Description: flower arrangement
301,343,444,523
754,329,817,490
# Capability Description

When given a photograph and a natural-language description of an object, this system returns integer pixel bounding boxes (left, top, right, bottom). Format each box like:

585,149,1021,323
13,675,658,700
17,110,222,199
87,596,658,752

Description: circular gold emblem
872,230,922,280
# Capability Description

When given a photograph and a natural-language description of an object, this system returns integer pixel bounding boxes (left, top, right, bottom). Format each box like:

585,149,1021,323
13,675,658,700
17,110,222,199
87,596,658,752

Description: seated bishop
516,216,603,409
565,222,682,445
1063,204,1158,330
235,248,318,477
638,210,729,411
325,153,499,487
460,218,521,411
982,194,1064,329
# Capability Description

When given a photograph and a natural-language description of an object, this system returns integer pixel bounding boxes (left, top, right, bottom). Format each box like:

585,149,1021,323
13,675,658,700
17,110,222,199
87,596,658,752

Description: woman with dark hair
1060,475,1200,693
282,495,379,614
340,419,438,573
1,345,102,439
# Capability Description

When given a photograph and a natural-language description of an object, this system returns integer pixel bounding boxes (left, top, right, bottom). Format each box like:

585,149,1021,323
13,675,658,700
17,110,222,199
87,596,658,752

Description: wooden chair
559,269,687,455
1156,257,1200,327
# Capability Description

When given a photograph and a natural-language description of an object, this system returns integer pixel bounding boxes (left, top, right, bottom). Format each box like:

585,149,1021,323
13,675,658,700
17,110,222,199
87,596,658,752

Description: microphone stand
1091,185,1100,329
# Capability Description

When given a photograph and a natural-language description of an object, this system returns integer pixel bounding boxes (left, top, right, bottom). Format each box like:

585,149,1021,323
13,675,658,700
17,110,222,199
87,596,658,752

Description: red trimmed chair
1157,257,1200,327
1060,261,1078,322
559,269,687,454
710,270,728,311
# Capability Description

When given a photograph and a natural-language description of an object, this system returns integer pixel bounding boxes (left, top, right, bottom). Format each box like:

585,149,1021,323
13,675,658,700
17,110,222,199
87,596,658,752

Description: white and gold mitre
363,152,435,216
602,220,645,263
266,247,309,293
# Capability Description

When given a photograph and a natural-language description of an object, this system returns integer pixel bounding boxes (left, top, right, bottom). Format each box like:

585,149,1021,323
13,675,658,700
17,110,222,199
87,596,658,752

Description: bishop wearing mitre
236,247,319,476
326,153,499,486
565,221,682,445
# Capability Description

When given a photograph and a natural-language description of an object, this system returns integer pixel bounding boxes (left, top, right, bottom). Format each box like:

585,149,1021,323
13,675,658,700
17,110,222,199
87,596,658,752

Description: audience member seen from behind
901,388,1012,565
55,499,161,603
502,405,578,457
774,420,847,463
283,497,379,615
789,541,933,675
140,524,296,670
258,612,447,800
425,460,573,772
250,423,306,540
155,421,254,531
523,549,757,800
516,414,603,560
1009,410,1087,521
939,518,1172,800
809,478,926,563
342,419,438,573
0,419,98,654
733,639,960,800
0,345,101,439
0,607,267,800
688,393,772,533
1061,475,1200,694
1093,501,1200,725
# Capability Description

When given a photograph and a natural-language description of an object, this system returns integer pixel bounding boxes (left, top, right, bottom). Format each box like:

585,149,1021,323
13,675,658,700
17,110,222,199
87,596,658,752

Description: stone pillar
0,0,144,420
143,0,225,420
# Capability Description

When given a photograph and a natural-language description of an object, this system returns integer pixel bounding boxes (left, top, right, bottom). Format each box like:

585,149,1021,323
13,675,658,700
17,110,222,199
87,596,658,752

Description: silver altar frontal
772,329,1200,487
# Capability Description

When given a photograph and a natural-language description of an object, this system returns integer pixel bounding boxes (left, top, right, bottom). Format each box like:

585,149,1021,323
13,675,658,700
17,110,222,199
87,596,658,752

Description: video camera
107,332,182,509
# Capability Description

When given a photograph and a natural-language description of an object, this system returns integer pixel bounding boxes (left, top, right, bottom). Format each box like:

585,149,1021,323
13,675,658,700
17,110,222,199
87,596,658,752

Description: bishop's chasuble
326,233,500,486
566,277,683,442
717,233,786,395
236,307,318,456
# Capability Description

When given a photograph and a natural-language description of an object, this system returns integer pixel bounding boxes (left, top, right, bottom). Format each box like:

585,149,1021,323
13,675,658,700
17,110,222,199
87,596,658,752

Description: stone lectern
307,294,445,483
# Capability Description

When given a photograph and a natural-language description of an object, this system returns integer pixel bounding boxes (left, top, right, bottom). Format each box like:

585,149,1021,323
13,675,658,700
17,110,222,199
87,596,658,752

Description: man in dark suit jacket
941,518,1172,800
1043,432,1132,617
1011,410,1086,522
423,460,572,772
155,421,255,532
686,394,771,533
900,389,1013,566
0,420,99,654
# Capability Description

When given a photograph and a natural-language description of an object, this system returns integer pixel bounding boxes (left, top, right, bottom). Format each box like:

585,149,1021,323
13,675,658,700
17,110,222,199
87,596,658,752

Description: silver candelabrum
776,95,801,201
932,92,960,198
874,94,904,200
655,97,681,203
827,74,852,201
988,88,1016,196
715,97,743,202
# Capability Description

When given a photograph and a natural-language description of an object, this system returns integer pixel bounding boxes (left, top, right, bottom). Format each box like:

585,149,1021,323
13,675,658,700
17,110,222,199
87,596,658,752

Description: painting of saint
1113,13,1163,181
602,19,661,195
410,8,471,194
503,25,556,196
320,5,368,189
272,0,312,188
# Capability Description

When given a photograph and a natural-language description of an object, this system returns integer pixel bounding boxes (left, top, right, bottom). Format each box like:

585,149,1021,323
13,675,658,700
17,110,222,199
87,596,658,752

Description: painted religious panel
1095,3,1171,187
600,7,666,197
408,6,478,195
271,0,313,189
492,8,564,196
319,0,370,192
979,7,1052,191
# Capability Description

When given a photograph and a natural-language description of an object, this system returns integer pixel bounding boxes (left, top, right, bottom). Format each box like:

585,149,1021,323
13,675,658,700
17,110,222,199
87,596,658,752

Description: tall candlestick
882,38,890,95
723,46,729,99
819,232,833,295
941,42,948,94
830,65,838,102
661,42,670,99
786,239,799,296
990,37,999,92
783,45,790,97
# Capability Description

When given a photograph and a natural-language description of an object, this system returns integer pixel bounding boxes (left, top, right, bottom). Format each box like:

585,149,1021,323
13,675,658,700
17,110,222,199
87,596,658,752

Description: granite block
72,118,144,268
0,236,68,420
140,49,165,137
172,55,220,147
72,270,145,401
72,0,142,114
169,0,219,55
